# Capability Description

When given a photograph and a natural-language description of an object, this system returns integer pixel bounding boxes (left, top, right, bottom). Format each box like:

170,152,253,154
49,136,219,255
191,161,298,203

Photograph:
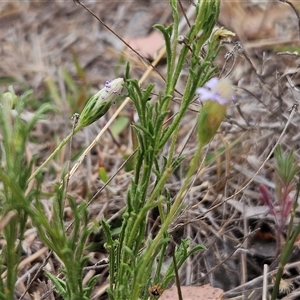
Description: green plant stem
131,143,204,299
154,143,203,245
157,199,166,223
126,167,173,244
286,184,298,239
169,0,179,75
156,120,180,223
27,127,80,184
271,184,300,299
173,248,183,300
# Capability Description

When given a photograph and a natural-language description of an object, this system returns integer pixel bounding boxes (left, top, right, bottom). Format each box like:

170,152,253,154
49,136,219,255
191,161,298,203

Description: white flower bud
77,78,124,129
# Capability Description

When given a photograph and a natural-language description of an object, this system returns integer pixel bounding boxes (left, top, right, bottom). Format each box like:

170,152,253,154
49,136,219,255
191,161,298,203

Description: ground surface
1,1,300,299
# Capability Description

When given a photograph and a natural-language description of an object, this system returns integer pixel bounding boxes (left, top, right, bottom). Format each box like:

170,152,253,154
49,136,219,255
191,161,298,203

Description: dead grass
1,0,300,299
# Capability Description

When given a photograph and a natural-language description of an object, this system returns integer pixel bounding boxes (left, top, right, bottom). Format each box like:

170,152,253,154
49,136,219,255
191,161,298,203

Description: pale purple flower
196,77,233,105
